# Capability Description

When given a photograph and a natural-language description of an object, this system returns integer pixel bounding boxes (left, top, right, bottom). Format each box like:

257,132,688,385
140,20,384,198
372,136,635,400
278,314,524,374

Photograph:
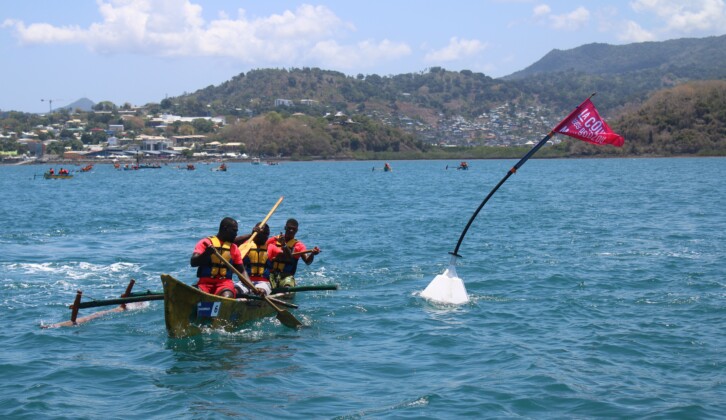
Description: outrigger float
42,276,338,337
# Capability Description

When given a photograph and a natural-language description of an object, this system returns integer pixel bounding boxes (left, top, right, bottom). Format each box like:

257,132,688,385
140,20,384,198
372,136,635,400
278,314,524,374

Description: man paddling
266,218,320,289
191,217,258,298
234,222,272,296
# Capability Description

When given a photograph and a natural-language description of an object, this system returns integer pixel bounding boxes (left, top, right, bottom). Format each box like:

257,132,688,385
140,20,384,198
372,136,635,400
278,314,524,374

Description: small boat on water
251,157,261,165
80,164,94,172
383,162,392,172
457,161,469,170
161,274,285,338
42,275,337,334
44,173,73,180
211,163,227,172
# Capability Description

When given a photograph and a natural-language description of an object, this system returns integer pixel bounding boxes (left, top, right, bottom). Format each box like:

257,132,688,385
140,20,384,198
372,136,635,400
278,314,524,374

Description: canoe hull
161,274,277,338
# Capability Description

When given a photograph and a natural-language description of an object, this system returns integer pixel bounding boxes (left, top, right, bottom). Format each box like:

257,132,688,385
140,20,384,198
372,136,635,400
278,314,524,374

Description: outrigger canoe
162,274,286,338
43,275,337,336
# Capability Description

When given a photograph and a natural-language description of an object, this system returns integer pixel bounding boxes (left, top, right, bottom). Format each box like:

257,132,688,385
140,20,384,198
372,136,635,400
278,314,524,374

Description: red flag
554,98,624,147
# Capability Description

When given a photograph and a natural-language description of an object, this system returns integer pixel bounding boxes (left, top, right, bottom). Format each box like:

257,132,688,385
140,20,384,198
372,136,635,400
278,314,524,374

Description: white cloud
424,37,487,63
2,0,410,68
549,6,591,30
618,20,656,42
531,5,591,30
308,39,412,70
533,4,551,17
630,0,726,33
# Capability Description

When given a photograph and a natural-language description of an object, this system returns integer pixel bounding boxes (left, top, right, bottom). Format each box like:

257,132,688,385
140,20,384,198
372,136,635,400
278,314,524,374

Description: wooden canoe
44,173,73,179
161,274,284,338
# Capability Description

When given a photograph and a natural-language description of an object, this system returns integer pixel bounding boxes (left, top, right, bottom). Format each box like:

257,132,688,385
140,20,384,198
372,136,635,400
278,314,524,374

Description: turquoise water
1,158,724,418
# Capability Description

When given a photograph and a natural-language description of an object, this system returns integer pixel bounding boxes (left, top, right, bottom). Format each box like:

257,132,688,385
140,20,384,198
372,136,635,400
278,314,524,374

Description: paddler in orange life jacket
266,218,320,289
233,222,272,296
190,217,256,298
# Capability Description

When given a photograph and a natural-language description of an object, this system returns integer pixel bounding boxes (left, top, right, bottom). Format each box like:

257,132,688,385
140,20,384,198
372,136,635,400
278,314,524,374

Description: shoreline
1,154,721,167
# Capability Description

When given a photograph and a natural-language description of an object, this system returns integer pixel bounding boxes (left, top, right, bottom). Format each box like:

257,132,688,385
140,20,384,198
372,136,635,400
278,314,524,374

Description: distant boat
251,157,261,165
212,163,227,172
44,173,73,180
457,161,469,170
383,162,392,172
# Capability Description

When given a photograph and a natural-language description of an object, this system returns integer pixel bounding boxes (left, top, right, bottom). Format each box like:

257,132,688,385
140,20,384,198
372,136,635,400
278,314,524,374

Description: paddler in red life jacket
266,218,320,290
191,217,256,298
233,222,272,296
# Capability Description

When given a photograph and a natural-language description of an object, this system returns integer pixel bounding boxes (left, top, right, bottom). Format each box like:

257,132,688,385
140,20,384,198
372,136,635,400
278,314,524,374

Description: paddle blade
276,310,303,328
421,265,469,304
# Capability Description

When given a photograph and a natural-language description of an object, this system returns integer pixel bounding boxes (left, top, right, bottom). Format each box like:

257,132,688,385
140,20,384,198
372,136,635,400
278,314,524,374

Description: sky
2,0,725,113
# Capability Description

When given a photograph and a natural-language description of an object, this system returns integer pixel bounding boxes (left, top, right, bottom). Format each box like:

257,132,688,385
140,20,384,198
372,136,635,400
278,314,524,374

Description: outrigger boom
42,279,142,329
42,279,338,329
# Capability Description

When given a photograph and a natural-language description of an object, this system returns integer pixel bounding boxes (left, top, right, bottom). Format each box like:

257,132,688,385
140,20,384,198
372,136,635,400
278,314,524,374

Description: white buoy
421,256,469,304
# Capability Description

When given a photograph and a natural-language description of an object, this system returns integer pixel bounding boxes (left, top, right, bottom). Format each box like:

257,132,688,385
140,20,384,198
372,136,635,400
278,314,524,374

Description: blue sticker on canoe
197,301,221,317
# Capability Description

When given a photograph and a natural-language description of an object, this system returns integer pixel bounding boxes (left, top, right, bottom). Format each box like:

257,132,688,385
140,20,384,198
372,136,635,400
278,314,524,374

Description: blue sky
2,0,725,113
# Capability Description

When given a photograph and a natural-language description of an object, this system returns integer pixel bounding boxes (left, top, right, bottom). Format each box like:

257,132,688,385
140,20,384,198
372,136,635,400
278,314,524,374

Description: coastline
1,153,721,167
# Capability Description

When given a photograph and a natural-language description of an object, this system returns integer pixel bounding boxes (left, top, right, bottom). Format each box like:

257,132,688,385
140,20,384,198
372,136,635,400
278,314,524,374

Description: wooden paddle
291,249,319,257
208,246,302,328
238,196,283,257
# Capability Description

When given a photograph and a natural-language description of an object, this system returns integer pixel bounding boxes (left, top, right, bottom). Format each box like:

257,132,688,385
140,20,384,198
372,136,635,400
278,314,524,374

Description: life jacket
196,236,233,279
244,243,269,280
270,236,299,276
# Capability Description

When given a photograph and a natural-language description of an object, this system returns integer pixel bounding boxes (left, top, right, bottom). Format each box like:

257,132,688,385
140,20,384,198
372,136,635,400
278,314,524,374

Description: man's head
218,217,239,242
254,222,270,245
284,218,299,241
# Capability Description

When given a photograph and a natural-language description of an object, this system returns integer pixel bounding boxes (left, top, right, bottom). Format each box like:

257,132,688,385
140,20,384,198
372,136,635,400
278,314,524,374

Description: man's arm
190,239,213,267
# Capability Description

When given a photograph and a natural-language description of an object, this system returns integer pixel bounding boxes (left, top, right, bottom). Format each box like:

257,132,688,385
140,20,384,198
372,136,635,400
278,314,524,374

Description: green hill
3,35,726,159
613,80,726,156
505,35,726,80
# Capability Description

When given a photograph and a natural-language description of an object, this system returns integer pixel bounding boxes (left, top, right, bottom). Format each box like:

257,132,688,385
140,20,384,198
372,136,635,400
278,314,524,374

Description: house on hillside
171,135,207,147
138,134,172,151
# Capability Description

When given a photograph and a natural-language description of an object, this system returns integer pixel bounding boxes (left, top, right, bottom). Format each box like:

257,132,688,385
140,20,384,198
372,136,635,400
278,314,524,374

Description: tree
93,101,118,111
192,118,215,133
124,116,145,132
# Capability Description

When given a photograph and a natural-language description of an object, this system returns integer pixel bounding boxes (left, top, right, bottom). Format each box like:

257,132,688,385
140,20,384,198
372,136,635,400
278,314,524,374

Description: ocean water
1,158,724,418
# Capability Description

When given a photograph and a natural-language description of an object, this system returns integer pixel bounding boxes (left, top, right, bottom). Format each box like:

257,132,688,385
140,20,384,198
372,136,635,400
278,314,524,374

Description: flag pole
450,93,596,258
422,93,620,304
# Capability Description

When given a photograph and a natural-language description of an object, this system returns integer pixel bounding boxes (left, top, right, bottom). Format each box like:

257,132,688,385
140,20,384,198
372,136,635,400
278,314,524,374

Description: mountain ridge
504,34,726,80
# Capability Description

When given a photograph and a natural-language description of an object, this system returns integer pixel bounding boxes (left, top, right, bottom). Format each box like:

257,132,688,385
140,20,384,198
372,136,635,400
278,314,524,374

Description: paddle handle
238,196,283,256
291,249,319,257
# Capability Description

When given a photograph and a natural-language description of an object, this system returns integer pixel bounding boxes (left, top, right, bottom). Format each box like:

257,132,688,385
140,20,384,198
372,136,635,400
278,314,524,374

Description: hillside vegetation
614,80,726,156
3,35,726,159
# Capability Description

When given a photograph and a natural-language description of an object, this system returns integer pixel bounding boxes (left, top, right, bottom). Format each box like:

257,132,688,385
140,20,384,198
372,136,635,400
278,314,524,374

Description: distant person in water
266,218,320,289
191,217,249,298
